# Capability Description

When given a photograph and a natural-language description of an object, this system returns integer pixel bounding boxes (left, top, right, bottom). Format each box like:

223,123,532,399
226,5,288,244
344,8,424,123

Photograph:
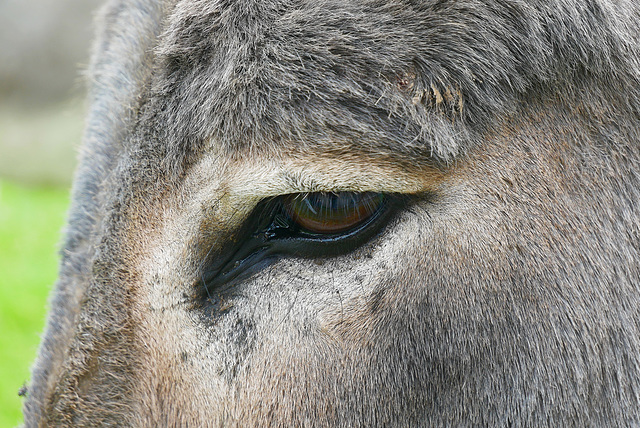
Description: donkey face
25,0,640,426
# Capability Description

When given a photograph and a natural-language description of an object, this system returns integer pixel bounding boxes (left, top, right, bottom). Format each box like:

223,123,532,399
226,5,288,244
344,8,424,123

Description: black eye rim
199,191,408,294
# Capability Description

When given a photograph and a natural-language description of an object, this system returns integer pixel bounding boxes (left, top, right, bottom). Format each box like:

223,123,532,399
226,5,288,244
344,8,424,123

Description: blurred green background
0,0,101,425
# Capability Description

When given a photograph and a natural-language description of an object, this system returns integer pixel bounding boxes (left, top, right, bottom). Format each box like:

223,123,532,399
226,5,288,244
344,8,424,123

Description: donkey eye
201,191,396,289
283,192,385,235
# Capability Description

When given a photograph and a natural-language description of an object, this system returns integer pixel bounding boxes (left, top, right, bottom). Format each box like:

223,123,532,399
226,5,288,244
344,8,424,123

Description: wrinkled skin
24,0,640,426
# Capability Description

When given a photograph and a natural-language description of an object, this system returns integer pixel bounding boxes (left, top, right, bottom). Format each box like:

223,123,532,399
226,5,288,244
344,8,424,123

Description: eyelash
264,192,386,238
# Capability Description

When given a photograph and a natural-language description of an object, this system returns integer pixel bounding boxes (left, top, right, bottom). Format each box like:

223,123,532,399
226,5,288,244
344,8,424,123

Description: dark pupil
284,192,384,234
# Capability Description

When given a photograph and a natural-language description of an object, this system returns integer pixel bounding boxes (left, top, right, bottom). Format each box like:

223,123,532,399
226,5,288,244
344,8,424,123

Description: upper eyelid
213,157,442,203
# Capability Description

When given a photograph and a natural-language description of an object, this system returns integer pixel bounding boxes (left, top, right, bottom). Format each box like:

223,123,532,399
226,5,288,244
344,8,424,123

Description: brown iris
283,192,385,234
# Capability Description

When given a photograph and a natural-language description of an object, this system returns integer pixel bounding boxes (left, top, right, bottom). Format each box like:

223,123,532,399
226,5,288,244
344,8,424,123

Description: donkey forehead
145,0,525,164
149,4,433,162
144,0,629,169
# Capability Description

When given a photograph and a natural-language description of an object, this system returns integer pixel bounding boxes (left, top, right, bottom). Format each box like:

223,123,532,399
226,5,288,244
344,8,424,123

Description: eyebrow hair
219,150,447,202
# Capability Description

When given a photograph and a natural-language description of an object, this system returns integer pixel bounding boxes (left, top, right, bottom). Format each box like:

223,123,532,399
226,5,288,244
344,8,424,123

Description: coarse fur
23,0,640,426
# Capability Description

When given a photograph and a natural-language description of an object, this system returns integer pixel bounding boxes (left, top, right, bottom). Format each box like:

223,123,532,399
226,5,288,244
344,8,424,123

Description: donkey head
25,0,640,425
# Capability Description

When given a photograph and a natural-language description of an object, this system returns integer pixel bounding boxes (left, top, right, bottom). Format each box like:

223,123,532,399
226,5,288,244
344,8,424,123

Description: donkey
23,0,640,425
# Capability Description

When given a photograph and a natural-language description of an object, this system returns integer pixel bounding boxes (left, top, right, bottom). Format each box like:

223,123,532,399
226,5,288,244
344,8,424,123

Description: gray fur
24,0,640,426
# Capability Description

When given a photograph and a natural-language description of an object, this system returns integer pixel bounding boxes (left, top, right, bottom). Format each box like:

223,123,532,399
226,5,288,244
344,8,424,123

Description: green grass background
0,180,70,427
